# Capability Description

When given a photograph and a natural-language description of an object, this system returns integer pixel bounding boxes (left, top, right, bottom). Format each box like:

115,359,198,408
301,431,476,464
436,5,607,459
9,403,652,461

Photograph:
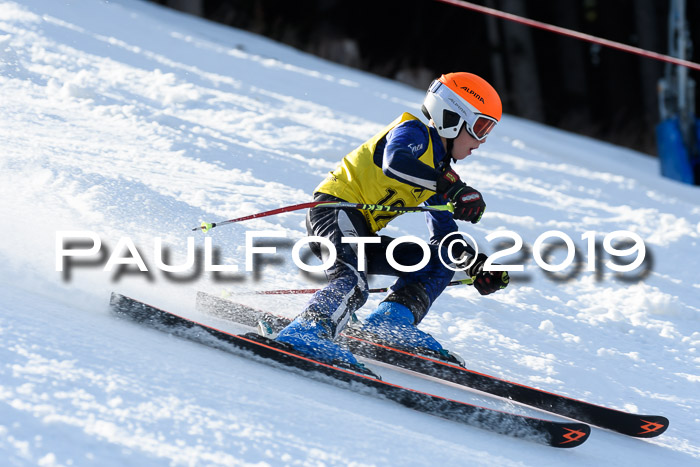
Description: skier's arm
380,121,486,224
379,121,441,191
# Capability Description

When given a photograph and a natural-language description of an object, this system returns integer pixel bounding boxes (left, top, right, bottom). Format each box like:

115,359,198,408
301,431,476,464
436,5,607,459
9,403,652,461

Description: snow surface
1,0,699,465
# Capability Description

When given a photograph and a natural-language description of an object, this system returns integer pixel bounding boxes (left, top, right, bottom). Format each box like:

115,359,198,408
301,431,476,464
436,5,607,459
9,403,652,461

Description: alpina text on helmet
454,80,486,104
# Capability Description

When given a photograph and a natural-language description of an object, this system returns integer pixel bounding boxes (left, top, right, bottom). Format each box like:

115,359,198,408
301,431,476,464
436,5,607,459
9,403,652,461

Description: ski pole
193,201,454,233
226,277,474,296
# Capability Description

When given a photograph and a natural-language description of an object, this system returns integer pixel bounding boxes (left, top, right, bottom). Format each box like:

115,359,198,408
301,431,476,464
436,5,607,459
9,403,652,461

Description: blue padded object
656,118,696,185
276,317,359,366
363,301,443,351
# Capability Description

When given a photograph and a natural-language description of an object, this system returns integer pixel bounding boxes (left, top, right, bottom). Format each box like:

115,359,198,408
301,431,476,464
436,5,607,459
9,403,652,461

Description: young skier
276,72,510,367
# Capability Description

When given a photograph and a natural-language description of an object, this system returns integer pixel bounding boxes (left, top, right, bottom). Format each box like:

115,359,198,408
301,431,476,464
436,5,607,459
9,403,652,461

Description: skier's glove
464,253,510,296
436,169,485,224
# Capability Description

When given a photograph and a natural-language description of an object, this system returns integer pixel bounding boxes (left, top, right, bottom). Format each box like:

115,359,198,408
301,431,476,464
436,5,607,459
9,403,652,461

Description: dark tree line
154,0,700,156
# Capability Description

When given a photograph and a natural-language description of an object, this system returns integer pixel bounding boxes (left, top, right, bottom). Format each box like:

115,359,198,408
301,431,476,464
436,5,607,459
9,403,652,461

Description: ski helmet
422,72,502,141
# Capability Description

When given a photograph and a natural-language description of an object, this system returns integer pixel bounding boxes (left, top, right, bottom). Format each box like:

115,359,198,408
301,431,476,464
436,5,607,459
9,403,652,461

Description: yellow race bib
315,113,437,232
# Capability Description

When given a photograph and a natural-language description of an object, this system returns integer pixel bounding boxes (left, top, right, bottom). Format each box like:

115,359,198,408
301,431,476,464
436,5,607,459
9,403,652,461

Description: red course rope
435,0,700,72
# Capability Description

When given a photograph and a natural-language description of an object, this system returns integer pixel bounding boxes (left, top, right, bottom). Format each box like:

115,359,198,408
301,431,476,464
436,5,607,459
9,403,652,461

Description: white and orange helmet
422,72,502,141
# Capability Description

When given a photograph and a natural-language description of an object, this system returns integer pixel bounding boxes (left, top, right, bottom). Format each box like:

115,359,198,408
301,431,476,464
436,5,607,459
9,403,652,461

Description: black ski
110,292,590,447
195,291,669,439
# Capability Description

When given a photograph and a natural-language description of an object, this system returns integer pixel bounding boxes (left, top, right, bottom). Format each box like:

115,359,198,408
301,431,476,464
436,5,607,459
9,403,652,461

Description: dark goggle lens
471,117,497,139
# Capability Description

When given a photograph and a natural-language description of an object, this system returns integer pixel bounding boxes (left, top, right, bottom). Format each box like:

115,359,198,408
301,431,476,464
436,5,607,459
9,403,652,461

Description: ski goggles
430,80,498,141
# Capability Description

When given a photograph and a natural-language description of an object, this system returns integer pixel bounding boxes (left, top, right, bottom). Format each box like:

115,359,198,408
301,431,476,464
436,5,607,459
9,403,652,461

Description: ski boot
363,301,444,351
360,285,465,366
275,314,374,375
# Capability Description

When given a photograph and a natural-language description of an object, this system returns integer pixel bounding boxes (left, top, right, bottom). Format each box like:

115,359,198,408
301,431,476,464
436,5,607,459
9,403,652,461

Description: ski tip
550,423,591,448
633,415,670,438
